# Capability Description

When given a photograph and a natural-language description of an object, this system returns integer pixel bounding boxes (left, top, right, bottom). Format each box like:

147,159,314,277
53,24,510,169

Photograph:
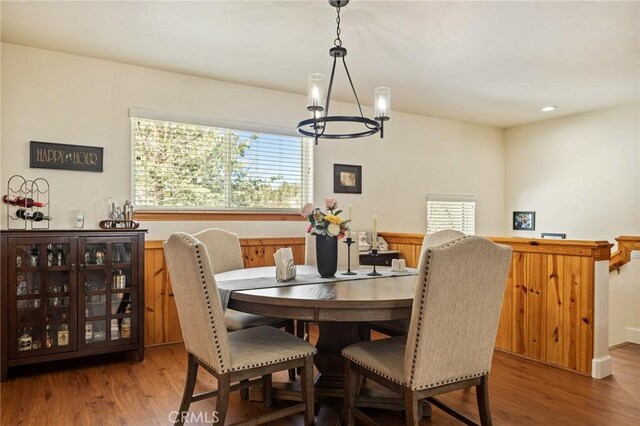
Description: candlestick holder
367,248,382,276
341,237,357,275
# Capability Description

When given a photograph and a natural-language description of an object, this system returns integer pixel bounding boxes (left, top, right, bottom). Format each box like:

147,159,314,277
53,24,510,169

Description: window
426,195,476,235
131,114,313,212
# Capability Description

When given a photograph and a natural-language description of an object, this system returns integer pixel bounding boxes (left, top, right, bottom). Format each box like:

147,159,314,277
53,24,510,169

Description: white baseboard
591,355,613,379
626,327,640,344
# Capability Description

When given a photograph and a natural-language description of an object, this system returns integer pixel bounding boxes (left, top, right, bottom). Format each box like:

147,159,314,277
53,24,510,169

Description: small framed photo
513,211,535,231
541,232,566,240
334,164,362,194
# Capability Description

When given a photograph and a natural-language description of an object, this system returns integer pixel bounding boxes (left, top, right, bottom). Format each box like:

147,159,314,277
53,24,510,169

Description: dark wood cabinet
1,229,145,381
359,250,400,267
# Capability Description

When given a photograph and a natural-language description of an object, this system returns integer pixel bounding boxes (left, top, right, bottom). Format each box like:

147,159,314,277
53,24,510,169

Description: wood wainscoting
144,237,305,346
144,233,611,377
381,232,612,376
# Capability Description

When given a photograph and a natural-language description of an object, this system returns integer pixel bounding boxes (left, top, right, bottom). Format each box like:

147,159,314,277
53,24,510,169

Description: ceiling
1,1,638,128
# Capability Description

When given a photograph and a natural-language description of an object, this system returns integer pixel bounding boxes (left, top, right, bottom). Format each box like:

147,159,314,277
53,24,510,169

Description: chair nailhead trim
226,349,318,373
409,236,469,389
342,352,407,387
178,234,227,372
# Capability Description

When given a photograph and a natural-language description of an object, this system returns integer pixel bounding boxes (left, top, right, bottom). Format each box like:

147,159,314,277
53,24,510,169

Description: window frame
129,108,313,221
426,194,476,235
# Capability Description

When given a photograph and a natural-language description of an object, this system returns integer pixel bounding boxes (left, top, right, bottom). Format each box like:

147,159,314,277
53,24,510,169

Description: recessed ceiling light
541,106,557,112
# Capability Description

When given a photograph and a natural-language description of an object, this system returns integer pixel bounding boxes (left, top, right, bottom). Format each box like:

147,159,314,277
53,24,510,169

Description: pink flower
306,223,313,233
324,198,338,210
301,202,315,217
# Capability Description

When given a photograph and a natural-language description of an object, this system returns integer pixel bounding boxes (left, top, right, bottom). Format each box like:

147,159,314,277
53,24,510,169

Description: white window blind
426,195,476,235
131,116,313,211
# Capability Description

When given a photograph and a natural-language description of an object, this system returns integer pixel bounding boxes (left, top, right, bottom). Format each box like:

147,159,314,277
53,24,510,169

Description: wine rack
1,229,145,381
5,174,51,230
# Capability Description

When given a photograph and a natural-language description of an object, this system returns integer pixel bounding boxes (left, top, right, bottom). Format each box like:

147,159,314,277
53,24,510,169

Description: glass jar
121,318,131,339
18,327,32,351
85,322,93,342
110,319,120,340
57,323,69,346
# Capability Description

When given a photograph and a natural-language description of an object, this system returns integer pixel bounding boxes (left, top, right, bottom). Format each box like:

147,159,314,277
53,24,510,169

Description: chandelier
296,0,390,145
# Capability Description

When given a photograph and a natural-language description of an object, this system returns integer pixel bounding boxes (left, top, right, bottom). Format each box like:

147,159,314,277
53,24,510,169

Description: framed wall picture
513,211,535,231
541,232,566,240
334,164,362,194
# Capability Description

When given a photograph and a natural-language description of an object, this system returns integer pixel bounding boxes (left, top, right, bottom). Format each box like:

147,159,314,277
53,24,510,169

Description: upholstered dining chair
342,236,511,426
193,228,297,382
164,233,316,426
368,229,466,337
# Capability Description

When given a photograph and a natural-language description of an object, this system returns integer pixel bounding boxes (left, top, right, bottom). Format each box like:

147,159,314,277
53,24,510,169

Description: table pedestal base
249,321,431,422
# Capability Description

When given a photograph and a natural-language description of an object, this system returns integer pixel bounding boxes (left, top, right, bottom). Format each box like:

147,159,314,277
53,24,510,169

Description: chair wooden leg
240,379,249,400
285,320,297,380
404,388,420,426
300,355,315,426
216,373,230,426
296,320,306,339
296,320,307,375
175,353,199,425
358,323,371,341
476,375,493,426
344,359,361,426
262,374,273,407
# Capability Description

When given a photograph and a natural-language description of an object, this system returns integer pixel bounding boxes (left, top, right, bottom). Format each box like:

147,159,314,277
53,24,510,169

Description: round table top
220,266,418,322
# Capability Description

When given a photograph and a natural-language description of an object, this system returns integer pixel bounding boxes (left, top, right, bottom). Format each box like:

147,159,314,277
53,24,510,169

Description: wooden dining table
215,265,418,417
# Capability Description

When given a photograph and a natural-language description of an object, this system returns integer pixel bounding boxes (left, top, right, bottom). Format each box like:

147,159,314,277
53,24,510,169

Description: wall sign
30,141,104,172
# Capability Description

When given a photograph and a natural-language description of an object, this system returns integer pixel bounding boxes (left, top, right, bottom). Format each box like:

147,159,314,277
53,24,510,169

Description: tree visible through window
132,118,313,211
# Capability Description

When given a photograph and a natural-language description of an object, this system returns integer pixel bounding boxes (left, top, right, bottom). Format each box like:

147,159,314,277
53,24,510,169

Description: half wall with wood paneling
144,237,305,346
380,232,612,377
144,233,612,377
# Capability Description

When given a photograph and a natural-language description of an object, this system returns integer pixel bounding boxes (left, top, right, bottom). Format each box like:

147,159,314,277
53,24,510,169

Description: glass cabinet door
80,238,135,348
10,238,76,357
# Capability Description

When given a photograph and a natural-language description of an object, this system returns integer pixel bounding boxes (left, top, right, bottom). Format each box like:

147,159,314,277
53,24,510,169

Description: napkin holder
276,259,297,282
274,248,297,282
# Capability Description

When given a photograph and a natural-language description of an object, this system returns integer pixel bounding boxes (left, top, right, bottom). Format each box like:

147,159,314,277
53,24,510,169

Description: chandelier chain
334,6,342,47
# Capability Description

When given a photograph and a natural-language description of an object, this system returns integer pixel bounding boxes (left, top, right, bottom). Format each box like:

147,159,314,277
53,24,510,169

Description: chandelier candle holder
367,248,382,277
341,237,357,275
297,0,390,145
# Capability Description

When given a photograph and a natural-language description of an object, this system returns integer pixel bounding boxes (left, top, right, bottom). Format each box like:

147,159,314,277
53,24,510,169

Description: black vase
316,235,338,278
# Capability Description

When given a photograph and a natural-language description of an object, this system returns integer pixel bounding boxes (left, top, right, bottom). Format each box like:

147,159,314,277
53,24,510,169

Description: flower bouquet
301,198,351,277
301,198,351,238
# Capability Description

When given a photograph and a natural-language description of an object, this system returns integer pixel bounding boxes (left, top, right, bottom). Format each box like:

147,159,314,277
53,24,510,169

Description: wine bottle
16,209,52,221
2,195,45,207
46,244,54,266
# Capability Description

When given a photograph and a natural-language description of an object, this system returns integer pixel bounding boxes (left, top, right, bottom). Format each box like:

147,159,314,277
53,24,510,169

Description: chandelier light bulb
307,73,325,111
375,87,390,120
312,86,321,107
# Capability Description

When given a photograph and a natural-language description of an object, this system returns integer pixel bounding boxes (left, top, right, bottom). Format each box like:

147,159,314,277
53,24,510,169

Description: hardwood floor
1,330,638,425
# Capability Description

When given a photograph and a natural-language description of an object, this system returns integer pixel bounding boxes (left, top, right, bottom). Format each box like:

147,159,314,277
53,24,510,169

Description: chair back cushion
193,228,244,273
417,229,466,271
164,233,231,373
404,236,511,390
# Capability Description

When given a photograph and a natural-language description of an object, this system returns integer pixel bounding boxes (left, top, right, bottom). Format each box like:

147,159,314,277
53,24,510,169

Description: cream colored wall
504,103,640,346
1,43,506,240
